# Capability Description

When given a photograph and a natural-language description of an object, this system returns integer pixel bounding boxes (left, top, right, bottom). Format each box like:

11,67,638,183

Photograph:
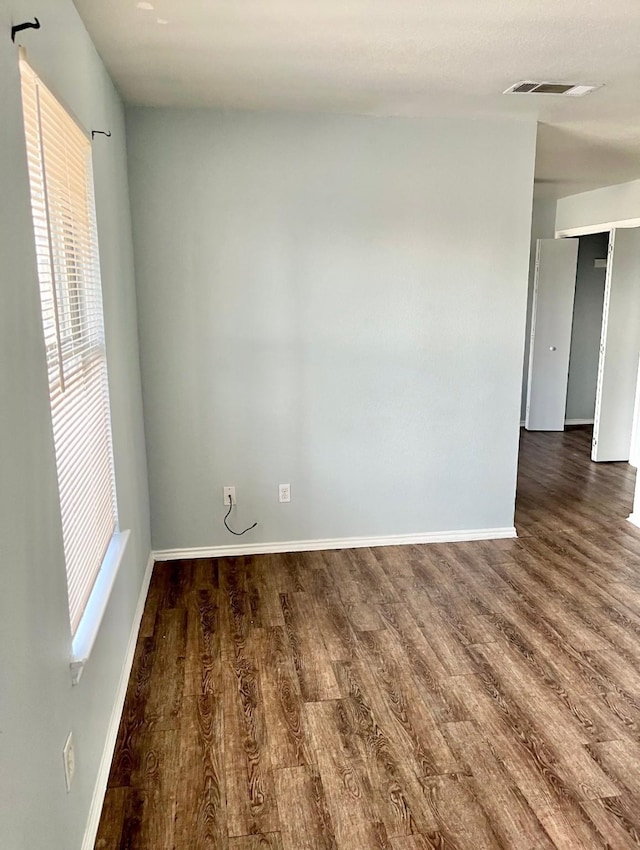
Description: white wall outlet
223,486,236,506
279,483,291,503
63,732,75,792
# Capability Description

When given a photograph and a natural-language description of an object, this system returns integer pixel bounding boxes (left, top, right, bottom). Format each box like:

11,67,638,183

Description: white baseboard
81,551,154,850
628,513,640,529
153,527,518,561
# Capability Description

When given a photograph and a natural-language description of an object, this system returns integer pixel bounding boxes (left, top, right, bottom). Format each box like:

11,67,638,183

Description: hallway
96,427,640,849
516,425,636,537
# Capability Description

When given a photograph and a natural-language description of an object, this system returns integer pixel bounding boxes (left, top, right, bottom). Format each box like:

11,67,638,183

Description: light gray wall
0,2,150,849
565,233,609,421
556,177,640,233
520,196,558,420
127,108,536,549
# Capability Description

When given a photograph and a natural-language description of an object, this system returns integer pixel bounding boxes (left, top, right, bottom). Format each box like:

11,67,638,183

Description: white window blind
20,59,118,636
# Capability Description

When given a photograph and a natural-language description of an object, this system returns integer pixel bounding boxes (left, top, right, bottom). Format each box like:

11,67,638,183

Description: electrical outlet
63,732,75,792
223,486,236,506
279,483,291,503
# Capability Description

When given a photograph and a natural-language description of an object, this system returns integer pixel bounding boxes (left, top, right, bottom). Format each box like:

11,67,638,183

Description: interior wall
556,177,640,233
0,3,150,849
520,196,558,420
127,107,537,550
565,232,609,422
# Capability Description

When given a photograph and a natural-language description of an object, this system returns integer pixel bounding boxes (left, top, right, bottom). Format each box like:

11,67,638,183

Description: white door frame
629,354,640,469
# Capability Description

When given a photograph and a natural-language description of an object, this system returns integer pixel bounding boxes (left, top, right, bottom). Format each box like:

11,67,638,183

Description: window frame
19,52,128,683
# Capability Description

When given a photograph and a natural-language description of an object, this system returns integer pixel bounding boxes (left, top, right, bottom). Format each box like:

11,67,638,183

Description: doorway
525,226,640,464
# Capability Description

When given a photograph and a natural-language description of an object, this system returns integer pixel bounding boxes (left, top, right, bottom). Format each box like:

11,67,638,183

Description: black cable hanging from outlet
224,495,258,536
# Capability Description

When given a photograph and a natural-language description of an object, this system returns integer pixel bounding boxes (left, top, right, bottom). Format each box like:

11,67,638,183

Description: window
20,59,119,640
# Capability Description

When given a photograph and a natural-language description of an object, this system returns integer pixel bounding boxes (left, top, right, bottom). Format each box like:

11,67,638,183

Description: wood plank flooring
95,426,640,849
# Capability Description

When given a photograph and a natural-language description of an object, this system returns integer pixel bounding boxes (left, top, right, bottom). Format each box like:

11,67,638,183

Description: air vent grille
504,81,602,97
512,82,539,93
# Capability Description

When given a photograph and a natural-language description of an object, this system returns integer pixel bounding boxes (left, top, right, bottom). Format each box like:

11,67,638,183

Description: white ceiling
73,0,640,199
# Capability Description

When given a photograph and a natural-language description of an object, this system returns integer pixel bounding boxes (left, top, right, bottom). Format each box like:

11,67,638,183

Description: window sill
70,529,130,685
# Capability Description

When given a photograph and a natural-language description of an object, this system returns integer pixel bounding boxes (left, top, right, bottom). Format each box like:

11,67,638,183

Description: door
526,238,579,430
592,228,640,461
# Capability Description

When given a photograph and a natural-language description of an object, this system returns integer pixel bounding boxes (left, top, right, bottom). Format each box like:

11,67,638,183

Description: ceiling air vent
504,81,602,97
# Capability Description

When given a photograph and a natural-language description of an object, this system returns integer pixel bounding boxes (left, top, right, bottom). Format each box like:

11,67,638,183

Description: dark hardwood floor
95,426,640,849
